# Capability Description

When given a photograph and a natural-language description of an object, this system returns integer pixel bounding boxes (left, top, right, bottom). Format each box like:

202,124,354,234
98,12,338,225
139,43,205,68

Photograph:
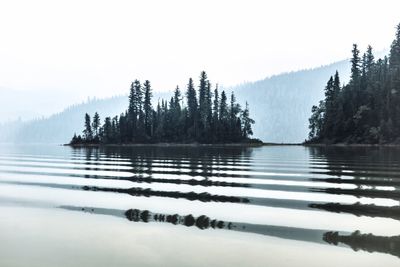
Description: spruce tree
83,113,93,141
186,78,198,138
351,44,361,84
143,80,153,137
198,71,209,133
219,91,229,140
241,102,254,139
229,92,241,140
92,112,100,139
212,85,219,140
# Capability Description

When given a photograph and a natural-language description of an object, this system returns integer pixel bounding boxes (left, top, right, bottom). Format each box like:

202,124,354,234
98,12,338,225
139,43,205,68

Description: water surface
0,144,399,266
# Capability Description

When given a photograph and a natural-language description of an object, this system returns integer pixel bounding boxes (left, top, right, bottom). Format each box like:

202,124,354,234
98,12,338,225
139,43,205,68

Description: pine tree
143,80,153,137
206,80,213,133
219,90,229,140
212,85,219,140
198,71,209,133
351,44,361,84
389,23,400,133
389,23,400,70
331,71,342,137
186,78,198,138
173,86,182,112
102,117,112,143
229,92,241,140
322,76,334,137
92,112,100,139
83,113,93,141
241,102,254,139
135,80,145,140
365,45,375,73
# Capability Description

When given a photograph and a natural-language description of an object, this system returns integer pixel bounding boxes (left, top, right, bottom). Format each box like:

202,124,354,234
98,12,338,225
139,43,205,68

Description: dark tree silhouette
308,23,400,144
71,71,256,145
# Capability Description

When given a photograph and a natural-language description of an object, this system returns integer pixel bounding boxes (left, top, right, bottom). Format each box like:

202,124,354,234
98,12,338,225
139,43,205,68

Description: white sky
0,0,399,99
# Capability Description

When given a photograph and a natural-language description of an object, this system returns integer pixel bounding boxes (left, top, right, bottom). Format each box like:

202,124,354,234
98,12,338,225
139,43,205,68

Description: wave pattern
0,145,400,259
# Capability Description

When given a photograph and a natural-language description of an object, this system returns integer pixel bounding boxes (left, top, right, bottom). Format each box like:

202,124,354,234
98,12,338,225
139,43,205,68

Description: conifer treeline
308,23,400,144
71,71,255,144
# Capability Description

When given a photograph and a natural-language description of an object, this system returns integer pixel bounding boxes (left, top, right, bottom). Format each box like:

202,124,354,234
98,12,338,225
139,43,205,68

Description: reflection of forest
125,208,400,259
308,146,400,220
308,146,400,181
310,202,400,221
65,146,400,259
71,145,255,178
70,205,327,244
324,231,400,258
67,205,400,259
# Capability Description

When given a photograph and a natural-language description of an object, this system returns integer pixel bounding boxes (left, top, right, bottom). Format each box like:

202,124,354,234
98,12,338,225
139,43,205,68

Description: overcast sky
0,0,399,99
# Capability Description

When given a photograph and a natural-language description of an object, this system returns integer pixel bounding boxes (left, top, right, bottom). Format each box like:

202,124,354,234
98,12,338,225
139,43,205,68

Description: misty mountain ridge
1,51,389,144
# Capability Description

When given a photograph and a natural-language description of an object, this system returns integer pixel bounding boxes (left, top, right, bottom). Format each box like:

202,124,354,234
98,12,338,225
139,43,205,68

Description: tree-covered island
70,71,258,145
307,23,400,144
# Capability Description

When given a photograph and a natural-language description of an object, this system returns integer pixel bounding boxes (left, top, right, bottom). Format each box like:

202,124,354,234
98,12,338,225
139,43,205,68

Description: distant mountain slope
0,88,80,123
0,96,127,143
0,92,172,144
1,59,354,144
232,59,351,143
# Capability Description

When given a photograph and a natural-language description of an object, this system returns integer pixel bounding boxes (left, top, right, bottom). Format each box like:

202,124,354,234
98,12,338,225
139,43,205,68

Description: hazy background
0,0,399,142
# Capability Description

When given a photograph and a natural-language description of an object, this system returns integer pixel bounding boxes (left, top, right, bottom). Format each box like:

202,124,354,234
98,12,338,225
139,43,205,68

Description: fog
0,0,399,122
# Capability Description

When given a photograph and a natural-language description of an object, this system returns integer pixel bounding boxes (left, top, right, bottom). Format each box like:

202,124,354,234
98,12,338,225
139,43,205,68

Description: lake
0,144,399,267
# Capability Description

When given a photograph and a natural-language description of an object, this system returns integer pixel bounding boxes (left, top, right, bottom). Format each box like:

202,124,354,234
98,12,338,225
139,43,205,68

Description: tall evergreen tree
92,112,100,139
186,78,198,138
219,90,229,139
143,80,153,137
241,102,254,139
365,45,375,73
350,44,361,84
83,113,93,141
198,71,209,133
229,92,241,140
212,85,219,139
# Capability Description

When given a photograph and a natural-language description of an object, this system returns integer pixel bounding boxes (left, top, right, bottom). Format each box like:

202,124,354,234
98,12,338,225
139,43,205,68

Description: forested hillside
308,24,400,144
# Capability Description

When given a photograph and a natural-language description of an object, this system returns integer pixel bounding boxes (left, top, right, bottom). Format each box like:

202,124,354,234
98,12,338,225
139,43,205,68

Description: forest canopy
308,23,400,144
70,71,256,145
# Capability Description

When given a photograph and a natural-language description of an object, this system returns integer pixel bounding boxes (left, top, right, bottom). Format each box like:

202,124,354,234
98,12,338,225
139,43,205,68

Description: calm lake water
0,144,399,267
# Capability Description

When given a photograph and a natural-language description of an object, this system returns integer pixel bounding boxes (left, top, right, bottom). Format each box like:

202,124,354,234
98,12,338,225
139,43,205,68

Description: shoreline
63,142,400,148
64,142,268,148
303,143,400,147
